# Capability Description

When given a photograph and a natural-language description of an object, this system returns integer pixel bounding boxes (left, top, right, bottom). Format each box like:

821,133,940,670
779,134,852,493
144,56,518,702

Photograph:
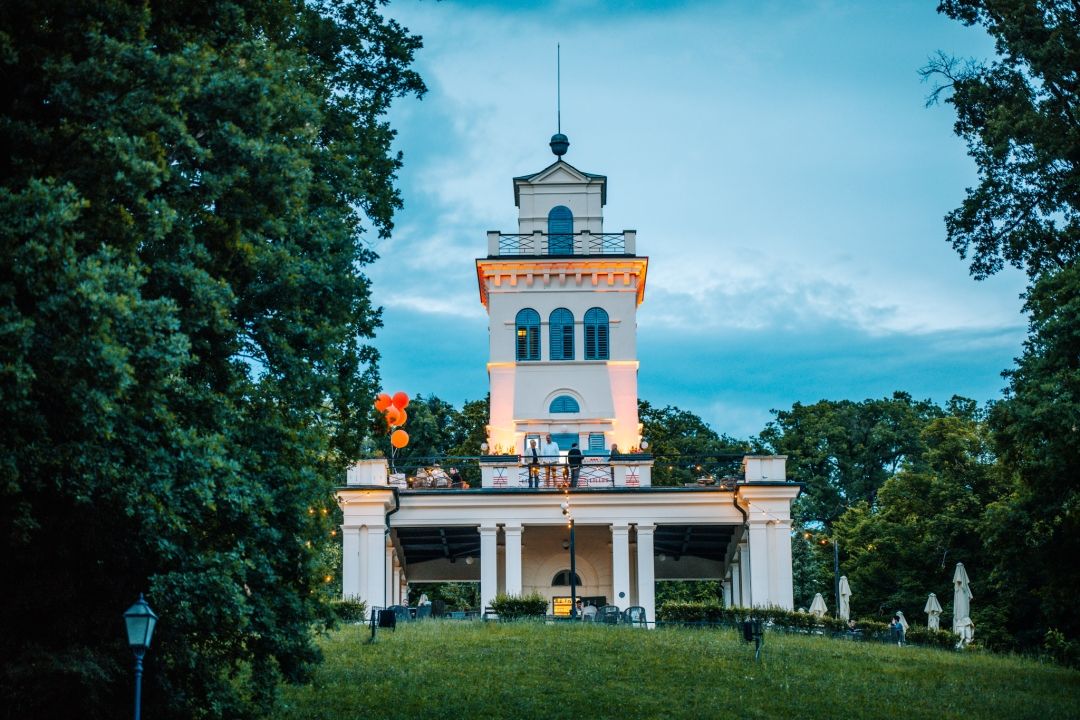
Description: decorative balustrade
487,230,636,257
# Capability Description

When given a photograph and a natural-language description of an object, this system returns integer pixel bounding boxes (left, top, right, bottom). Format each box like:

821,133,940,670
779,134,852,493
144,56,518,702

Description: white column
504,523,523,596
738,541,751,607
480,524,499,611
365,524,387,609
342,527,361,600
748,521,770,607
768,520,794,610
611,523,631,608
723,577,733,607
385,544,394,606
392,562,402,605
635,523,656,627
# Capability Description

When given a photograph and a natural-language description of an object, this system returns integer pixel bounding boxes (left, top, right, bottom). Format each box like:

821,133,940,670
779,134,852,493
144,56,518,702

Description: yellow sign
552,596,573,617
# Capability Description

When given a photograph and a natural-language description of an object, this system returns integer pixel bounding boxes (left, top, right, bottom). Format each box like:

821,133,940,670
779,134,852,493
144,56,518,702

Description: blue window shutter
549,308,574,360
549,395,580,413
551,433,577,451
516,308,540,361
588,433,606,451
584,307,609,360
547,205,573,254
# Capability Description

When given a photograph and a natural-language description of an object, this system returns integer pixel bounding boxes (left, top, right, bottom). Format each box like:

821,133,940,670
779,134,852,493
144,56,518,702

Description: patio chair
388,604,411,623
596,605,622,625
581,604,598,622
415,604,433,620
622,606,648,627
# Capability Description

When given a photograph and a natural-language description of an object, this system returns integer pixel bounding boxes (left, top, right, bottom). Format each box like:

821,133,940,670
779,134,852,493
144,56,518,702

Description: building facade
337,135,800,622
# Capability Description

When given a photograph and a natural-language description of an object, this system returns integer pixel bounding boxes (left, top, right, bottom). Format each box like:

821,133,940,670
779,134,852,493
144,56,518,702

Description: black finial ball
549,133,569,157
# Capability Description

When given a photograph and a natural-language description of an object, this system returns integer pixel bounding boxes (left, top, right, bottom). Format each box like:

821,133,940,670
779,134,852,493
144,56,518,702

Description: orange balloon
384,407,401,426
392,391,409,409
390,429,409,448
374,393,392,412
395,409,408,426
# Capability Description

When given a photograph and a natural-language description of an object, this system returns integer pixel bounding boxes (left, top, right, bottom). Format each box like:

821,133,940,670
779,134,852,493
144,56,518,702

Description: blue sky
367,0,1028,439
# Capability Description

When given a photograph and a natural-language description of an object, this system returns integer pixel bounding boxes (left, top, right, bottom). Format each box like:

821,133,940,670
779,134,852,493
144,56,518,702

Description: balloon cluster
374,391,410,449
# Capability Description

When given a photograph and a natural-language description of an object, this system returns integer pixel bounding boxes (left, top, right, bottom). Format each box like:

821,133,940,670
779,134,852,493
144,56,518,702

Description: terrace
345,454,786,491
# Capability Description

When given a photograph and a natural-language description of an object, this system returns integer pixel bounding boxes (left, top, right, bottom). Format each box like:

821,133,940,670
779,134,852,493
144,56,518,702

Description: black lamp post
561,493,577,618
124,594,158,720
821,537,839,618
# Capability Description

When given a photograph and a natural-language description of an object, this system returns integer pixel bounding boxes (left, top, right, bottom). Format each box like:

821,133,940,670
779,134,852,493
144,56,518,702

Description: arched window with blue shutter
547,205,573,254
516,308,540,361
549,308,574,360
549,395,580,413
584,307,609,360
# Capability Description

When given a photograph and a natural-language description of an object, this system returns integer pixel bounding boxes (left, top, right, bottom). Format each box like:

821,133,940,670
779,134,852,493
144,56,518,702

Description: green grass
275,621,1080,720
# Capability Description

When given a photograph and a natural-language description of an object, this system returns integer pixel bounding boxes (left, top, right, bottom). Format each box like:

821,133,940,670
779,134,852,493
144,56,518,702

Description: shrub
1044,628,1080,668
489,593,548,620
905,626,957,649
332,597,368,624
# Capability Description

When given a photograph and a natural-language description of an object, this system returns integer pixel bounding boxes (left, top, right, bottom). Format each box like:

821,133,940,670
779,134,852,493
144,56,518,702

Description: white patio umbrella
838,576,852,621
952,562,974,634
809,593,828,618
896,610,909,633
924,593,943,630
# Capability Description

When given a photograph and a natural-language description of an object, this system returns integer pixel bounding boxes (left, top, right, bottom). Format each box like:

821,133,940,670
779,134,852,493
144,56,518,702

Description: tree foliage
926,0,1080,650
638,400,749,487
923,0,1079,281
0,1,423,718
757,393,945,527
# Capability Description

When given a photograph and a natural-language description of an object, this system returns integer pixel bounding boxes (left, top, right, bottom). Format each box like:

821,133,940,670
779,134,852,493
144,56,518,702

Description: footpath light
124,594,158,720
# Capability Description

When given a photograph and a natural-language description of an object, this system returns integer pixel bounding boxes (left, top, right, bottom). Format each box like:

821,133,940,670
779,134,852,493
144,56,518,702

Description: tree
923,0,1079,281
638,400,749,487
757,393,943,527
831,413,1000,626
0,2,423,718
927,0,1080,649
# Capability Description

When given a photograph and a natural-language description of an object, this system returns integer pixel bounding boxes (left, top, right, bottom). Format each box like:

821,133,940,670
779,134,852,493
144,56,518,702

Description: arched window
549,308,574,360
547,205,573,254
551,570,583,587
516,308,540,361
549,395,580,413
584,307,609,360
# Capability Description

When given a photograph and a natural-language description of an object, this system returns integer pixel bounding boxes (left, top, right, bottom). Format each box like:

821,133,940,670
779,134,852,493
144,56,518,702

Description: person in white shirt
542,433,561,487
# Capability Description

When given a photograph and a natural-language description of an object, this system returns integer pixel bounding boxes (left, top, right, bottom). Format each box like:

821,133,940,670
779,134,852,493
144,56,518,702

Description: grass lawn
275,621,1080,720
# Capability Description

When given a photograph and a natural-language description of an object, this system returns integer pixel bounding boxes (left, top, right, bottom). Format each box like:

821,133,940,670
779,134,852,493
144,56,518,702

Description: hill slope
275,622,1079,720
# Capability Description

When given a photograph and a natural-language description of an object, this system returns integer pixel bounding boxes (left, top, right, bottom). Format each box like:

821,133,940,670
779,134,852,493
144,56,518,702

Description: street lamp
818,537,840,618
123,594,158,720
561,491,577,619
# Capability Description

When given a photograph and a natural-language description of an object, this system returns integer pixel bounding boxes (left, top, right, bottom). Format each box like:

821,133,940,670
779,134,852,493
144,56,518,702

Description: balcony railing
487,230,636,257
344,453,786,490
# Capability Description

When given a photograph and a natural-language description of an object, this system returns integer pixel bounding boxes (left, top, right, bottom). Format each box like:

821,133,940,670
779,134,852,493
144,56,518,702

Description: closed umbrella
952,563,973,635
838,576,852,621
896,610,909,633
809,593,828,618
924,593,943,630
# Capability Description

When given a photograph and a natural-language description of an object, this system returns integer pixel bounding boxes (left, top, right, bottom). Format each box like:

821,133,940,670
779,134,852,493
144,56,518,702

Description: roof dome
549,133,569,157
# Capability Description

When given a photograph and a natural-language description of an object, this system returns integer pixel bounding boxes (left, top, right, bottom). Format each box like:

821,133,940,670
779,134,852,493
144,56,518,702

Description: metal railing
496,231,629,256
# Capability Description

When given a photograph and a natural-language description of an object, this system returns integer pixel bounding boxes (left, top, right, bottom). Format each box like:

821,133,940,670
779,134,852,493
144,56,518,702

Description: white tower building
478,133,647,455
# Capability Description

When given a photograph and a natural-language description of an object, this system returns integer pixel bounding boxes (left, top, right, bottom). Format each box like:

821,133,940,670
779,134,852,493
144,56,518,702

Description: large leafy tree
926,0,1080,648
831,413,1001,627
639,400,749,487
757,393,943,527
0,2,423,718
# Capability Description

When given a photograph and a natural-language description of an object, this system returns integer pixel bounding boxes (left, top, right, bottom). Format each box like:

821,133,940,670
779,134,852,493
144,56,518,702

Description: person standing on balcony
527,439,540,489
542,433,561,487
567,443,583,488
